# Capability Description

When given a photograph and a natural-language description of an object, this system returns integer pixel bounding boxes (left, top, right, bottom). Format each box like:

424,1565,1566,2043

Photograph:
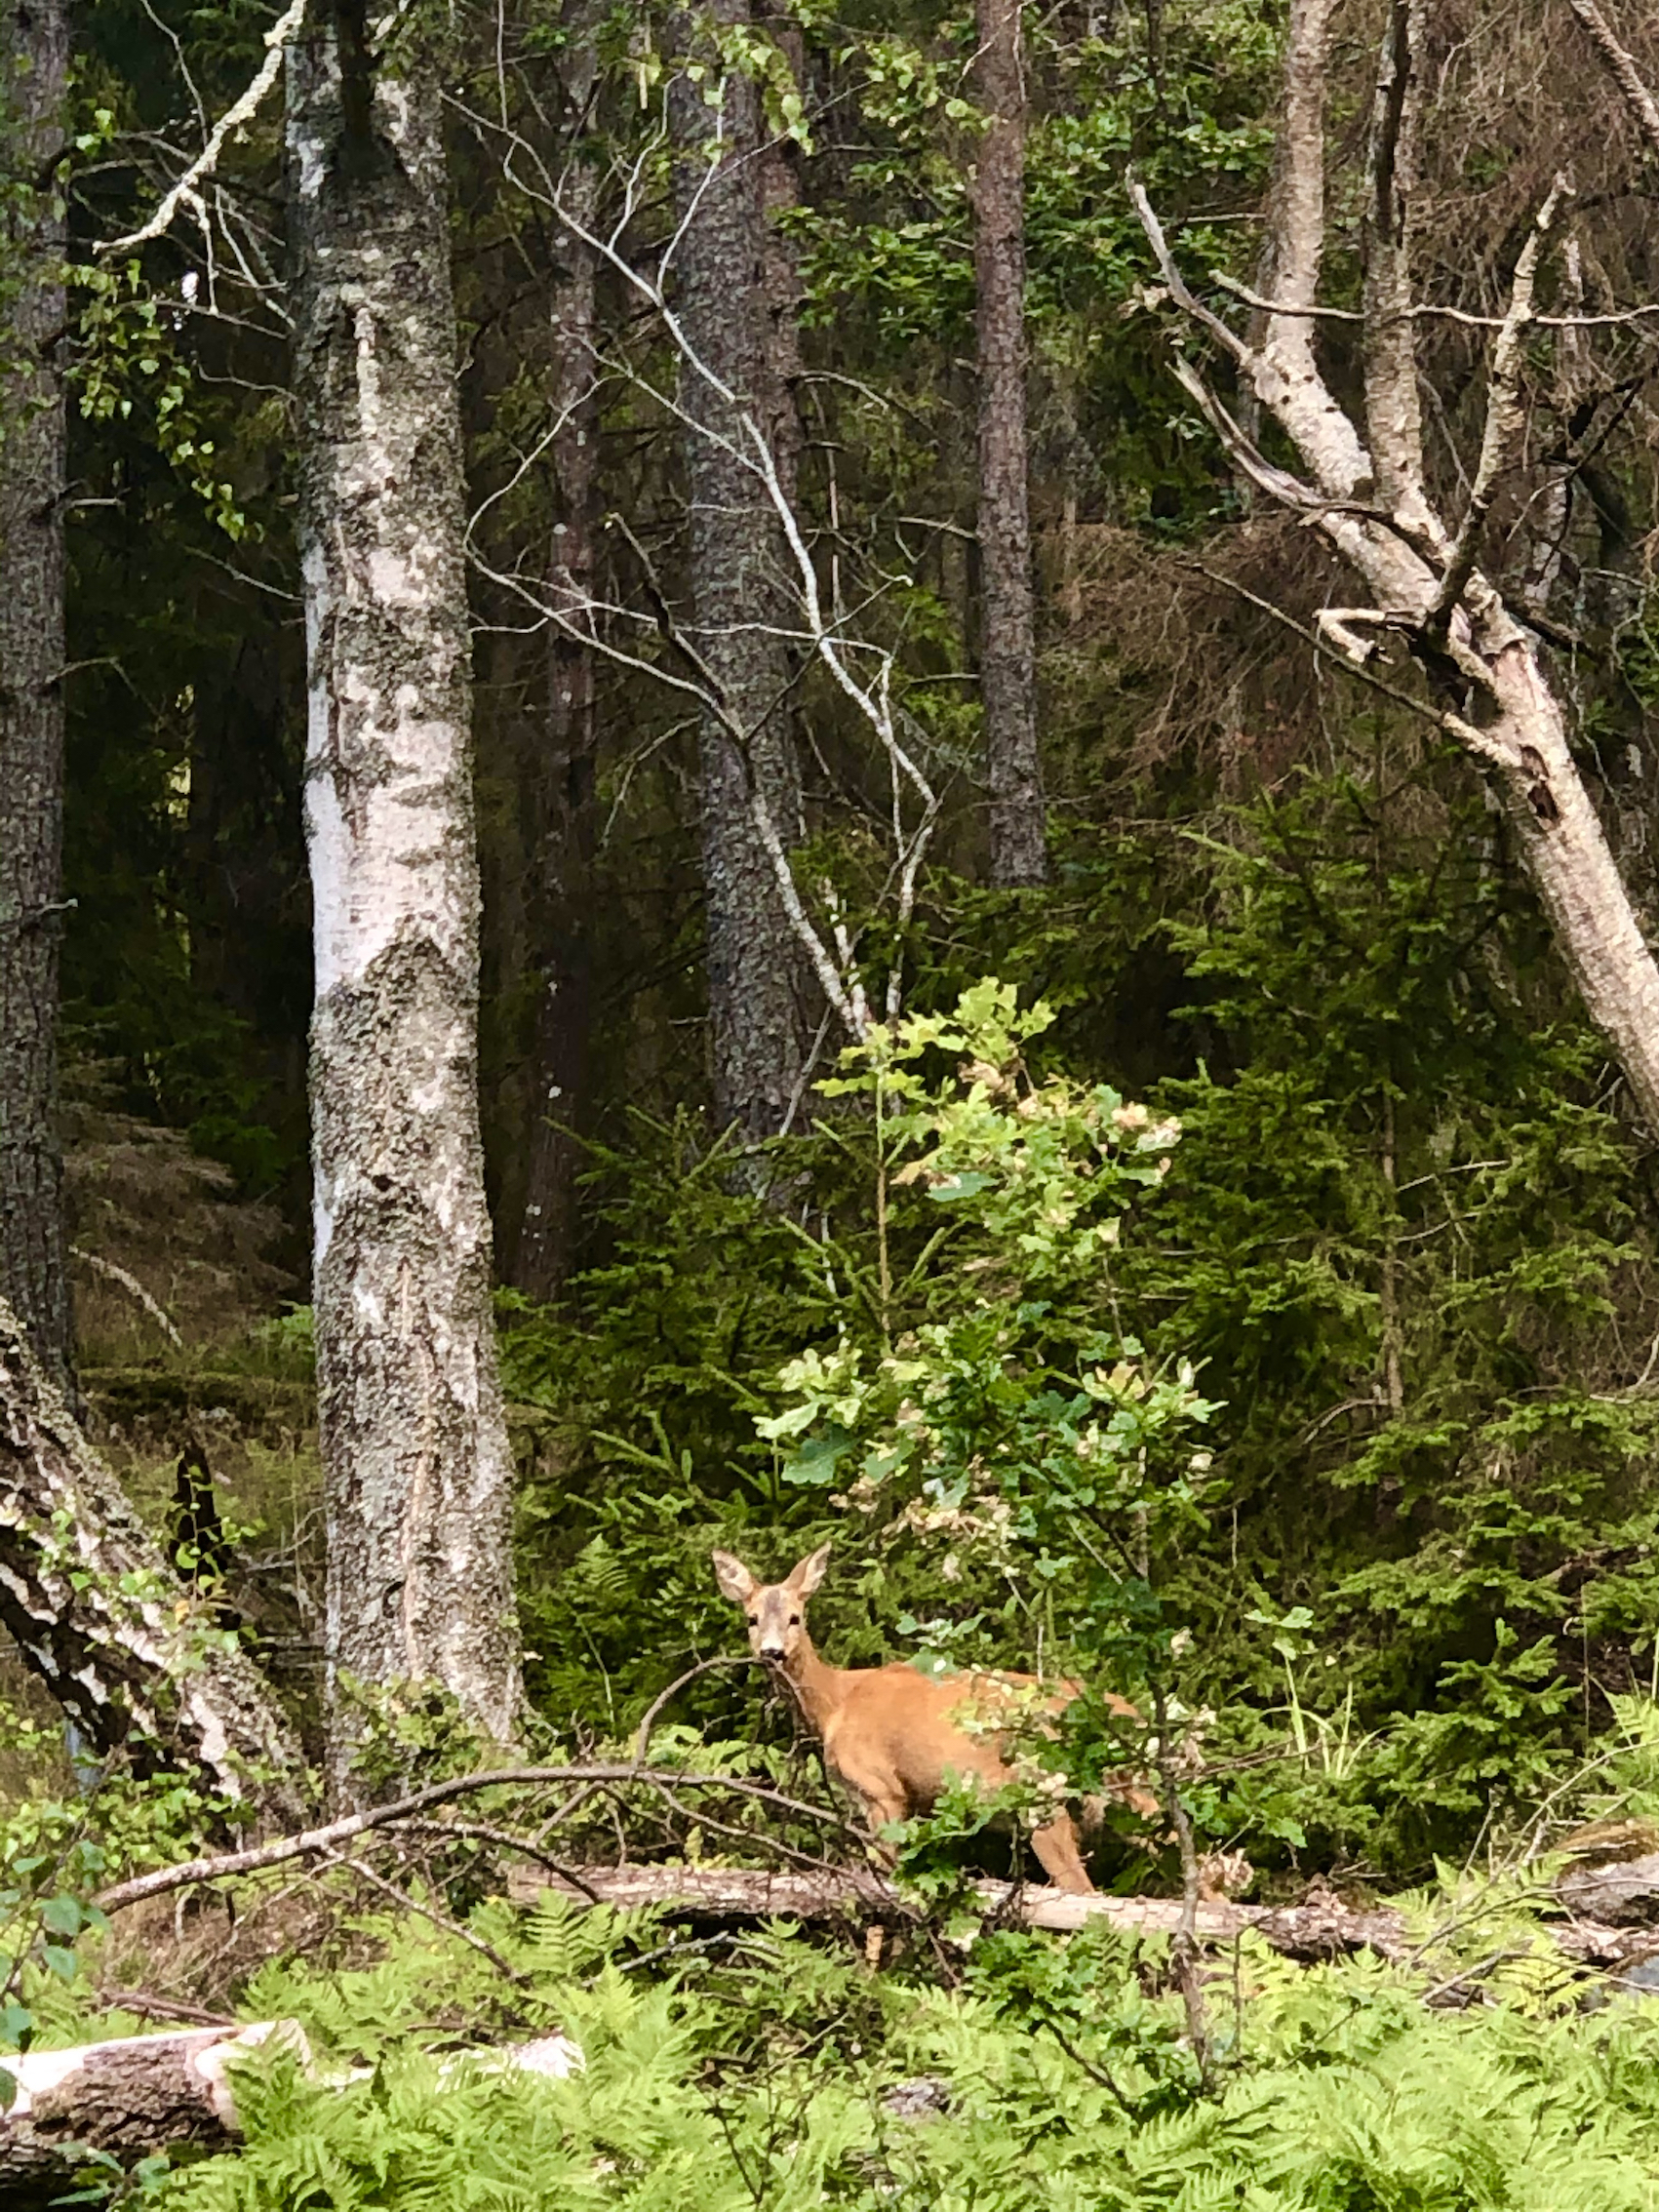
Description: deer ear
711,1550,758,1605
788,1542,832,1597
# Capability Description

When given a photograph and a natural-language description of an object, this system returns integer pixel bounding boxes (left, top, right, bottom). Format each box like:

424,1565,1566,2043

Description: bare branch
1565,0,1659,161
1126,178,1250,365
1179,560,1499,759
94,1762,866,1915
99,0,306,257
1427,178,1570,637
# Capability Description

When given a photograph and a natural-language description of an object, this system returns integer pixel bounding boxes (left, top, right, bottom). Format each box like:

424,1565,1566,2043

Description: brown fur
712,1542,1153,1895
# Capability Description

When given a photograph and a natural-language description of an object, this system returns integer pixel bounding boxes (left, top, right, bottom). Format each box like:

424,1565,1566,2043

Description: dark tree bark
0,0,73,1393
286,6,523,1793
0,1297,305,1826
669,3,808,1143
513,31,601,1303
971,0,1047,887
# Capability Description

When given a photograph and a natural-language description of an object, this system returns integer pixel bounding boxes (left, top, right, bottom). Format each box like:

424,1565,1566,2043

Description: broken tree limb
0,1296,306,1829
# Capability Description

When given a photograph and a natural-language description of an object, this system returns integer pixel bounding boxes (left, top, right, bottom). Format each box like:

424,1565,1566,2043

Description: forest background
9,0,1659,2198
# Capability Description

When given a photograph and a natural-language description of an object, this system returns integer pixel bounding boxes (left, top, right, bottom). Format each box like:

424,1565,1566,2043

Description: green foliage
20,1885,1656,2210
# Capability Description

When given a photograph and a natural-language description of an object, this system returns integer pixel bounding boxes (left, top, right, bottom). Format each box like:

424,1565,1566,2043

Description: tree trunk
669,2,808,1143
0,0,72,1395
513,43,600,1304
0,1295,305,1826
286,4,523,1793
971,0,1047,888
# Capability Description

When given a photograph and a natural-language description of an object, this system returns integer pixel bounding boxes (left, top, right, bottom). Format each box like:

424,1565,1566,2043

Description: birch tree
287,0,522,1788
1132,0,1659,1133
971,0,1047,887
0,0,72,1394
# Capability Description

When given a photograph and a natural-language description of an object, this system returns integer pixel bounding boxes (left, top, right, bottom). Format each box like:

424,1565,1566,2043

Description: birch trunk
0,1297,305,1826
0,0,72,1394
669,2,808,1142
971,0,1047,887
286,5,523,1791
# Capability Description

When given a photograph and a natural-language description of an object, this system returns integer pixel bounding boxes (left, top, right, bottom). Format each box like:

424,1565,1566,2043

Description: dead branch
1565,0,1659,161
1427,179,1570,637
92,1761,871,1915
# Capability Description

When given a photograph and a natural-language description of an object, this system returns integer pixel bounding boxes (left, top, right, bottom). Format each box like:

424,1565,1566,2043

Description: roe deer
712,1542,1152,1895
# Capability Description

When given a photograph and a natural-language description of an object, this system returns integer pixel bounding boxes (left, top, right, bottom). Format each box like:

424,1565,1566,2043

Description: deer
712,1541,1155,1895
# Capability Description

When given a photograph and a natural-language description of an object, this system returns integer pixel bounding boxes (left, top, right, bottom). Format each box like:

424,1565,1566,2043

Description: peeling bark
286,10,523,1790
0,0,72,1396
669,2,808,1143
0,1297,305,1825
972,0,1047,887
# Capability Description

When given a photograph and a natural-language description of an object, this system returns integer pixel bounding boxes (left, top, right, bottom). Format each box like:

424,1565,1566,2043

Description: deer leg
833,1762,910,1859
1030,1810,1096,1896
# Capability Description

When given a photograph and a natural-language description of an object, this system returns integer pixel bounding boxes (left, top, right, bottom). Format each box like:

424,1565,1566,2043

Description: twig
633,1655,769,1763
68,1248,183,1350
322,1849,529,1982
99,0,308,257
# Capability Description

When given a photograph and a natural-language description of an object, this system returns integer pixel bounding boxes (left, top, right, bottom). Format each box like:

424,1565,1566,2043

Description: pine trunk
972,0,1047,887
514,95,599,1303
0,0,72,1394
286,8,523,1793
670,2,808,1142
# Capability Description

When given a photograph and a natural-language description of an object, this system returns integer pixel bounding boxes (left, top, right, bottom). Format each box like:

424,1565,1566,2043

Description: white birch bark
1135,0,1659,1133
286,6,522,1791
0,1297,305,1827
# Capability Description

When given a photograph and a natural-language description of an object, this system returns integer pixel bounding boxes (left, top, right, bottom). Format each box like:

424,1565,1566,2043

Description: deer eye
789,1613,801,1626
747,1612,758,1625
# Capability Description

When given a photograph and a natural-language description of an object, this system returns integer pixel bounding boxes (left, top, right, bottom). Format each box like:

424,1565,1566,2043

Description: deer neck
781,1634,846,1737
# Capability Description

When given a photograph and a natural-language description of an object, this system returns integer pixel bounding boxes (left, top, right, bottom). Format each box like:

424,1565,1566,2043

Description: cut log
0,1296,306,1827
0,2020,580,2205
0,2022,296,2211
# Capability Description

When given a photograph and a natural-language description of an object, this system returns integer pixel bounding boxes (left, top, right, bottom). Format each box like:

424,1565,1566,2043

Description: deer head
711,1542,832,1668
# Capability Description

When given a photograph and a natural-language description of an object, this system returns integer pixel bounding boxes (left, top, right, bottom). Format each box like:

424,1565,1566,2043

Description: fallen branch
93,1762,869,1914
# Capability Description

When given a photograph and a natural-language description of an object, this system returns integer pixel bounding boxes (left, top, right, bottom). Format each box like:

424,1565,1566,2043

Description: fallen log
0,2022,295,2212
1558,1849,1659,1927
0,2021,580,2207
510,1861,1416,1959
511,1861,1659,1974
